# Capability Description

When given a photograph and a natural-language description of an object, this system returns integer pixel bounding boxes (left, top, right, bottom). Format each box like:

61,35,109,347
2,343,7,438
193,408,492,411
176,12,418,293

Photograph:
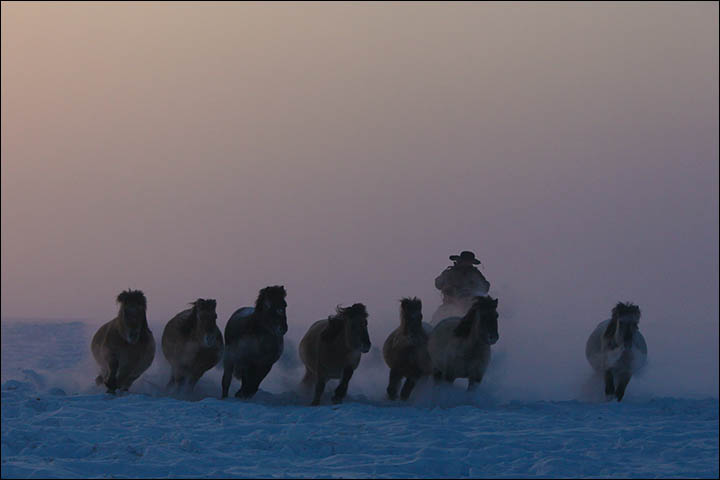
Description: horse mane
254,285,287,312
337,303,367,320
605,302,640,342
190,298,217,312
116,289,146,309
603,317,617,341
179,298,217,334
454,296,497,337
321,315,342,342
399,297,422,331
400,297,422,313
611,302,641,321
321,303,367,342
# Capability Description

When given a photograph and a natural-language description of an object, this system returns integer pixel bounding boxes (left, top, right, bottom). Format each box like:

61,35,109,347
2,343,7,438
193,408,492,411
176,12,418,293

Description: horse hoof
235,390,253,399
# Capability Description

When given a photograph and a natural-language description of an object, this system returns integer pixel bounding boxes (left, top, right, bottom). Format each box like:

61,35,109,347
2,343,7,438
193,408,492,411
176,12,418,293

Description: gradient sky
2,2,718,396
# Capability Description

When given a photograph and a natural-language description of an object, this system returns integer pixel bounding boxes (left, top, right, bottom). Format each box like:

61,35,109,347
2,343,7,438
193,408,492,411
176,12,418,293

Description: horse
91,289,155,393
222,286,288,399
383,297,432,401
298,303,371,406
427,295,499,391
585,302,647,401
162,298,223,393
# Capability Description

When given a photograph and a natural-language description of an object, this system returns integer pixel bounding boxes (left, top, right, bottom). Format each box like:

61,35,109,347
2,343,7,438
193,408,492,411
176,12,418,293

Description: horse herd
91,286,647,405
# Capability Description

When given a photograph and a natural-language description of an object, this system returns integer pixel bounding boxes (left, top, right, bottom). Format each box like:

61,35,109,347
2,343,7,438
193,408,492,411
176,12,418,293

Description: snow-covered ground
2,320,718,478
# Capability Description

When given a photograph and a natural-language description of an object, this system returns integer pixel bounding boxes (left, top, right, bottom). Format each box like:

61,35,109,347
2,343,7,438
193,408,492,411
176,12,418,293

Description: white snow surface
2,320,718,478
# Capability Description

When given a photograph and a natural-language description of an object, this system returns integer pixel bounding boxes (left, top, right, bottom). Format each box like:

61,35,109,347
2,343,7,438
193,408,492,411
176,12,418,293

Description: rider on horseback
431,251,490,325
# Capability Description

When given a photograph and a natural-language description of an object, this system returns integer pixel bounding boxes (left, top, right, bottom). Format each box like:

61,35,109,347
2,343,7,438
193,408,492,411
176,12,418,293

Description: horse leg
114,367,138,393
175,376,187,393
105,357,119,394
221,362,233,399
187,376,199,393
235,371,249,398
251,364,273,396
332,367,354,404
311,376,327,406
167,367,180,392
614,372,632,402
301,368,315,388
604,369,616,397
238,365,271,399
386,369,402,400
468,372,484,392
400,376,418,401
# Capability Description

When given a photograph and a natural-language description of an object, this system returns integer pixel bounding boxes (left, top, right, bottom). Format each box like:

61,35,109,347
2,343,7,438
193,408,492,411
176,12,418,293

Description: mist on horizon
1,2,718,399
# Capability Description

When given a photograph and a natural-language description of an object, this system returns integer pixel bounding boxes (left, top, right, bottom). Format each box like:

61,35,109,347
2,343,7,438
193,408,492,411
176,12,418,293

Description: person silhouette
431,250,490,326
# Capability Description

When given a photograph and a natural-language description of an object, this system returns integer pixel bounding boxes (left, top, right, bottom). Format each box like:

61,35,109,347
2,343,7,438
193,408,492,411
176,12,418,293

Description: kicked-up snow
2,320,718,478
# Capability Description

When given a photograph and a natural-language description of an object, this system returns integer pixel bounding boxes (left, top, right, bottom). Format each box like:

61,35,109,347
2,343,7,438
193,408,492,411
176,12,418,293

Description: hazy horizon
2,2,718,398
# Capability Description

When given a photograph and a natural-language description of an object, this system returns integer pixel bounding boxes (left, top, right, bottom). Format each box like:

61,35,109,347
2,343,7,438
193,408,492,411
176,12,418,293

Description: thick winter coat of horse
299,303,371,406
91,289,155,393
428,296,499,391
586,302,647,401
162,298,223,393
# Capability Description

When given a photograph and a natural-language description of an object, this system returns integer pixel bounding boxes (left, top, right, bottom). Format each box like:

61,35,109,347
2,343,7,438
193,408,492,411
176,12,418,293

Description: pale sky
2,2,718,396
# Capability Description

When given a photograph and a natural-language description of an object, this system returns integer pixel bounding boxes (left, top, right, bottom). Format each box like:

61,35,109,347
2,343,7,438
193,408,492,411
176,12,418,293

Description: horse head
255,285,288,336
400,297,425,339
116,289,148,344
322,303,371,353
189,298,218,347
604,302,641,350
454,295,499,345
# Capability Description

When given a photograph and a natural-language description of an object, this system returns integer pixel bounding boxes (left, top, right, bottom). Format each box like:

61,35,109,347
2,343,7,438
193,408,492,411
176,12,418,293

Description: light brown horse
427,296,499,391
585,302,647,401
162,298,223,393
299,303,371,406
91,289,155,393
383,297,432,401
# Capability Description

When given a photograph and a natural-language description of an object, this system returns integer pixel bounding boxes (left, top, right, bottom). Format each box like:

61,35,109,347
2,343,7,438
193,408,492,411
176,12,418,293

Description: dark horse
222,286,288,399
383,297,432,401
91,289,155,393
162,298,223,393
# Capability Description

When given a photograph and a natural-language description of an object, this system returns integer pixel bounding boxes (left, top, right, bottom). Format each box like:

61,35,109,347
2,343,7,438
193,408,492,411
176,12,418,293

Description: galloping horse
91,289,155,393
586,302,647,401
